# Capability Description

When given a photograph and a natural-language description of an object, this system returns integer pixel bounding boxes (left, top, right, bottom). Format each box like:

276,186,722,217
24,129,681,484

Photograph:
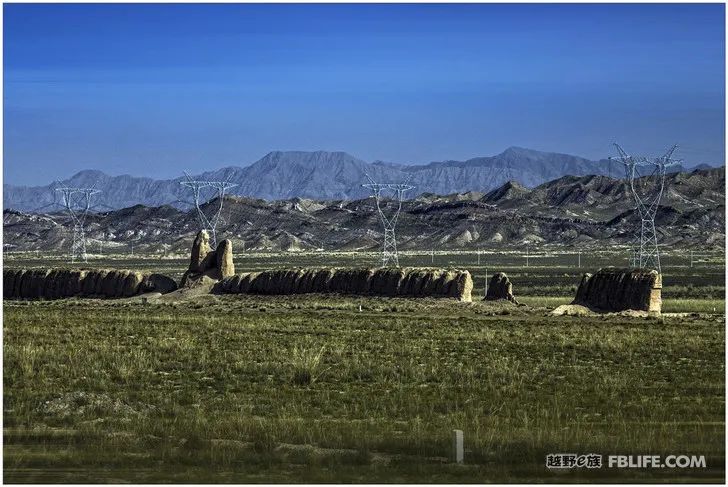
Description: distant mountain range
4,167,724,254
3,147,713,211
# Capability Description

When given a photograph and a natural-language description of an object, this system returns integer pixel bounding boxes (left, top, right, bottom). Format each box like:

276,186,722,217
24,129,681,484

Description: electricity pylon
610,144,680,273
362,174,414,267
180,172,238,248
54,184,101,263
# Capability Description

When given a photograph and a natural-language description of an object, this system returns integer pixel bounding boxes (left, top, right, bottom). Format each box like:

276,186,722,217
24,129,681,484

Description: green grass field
3,250,726,482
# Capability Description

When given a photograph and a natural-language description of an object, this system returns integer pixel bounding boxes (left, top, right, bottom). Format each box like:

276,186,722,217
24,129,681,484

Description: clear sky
3,3,725,186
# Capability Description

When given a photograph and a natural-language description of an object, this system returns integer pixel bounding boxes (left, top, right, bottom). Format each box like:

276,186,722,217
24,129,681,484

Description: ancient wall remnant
3,268,178,300
180,230,235,288
484,272,518,304
216,267,473,301
572,267,662,313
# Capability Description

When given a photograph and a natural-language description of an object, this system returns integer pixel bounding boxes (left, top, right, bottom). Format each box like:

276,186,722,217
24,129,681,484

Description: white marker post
452,429,464,464
484,267,489,298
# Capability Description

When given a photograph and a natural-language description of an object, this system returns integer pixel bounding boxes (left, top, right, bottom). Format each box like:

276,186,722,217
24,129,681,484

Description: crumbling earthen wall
217,267,473,301
572,267,662,313
3,268,177,300
180,230,235,287
484,272,519,304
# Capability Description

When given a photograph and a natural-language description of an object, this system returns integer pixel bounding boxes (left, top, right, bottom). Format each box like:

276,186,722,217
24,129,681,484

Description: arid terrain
3,167,725,255
3,142,725,485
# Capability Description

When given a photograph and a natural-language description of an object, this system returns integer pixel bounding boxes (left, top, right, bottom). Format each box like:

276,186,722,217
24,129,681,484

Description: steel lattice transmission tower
55,184,101,263
362,175,414,267
609,143,681,273
180,172,238,248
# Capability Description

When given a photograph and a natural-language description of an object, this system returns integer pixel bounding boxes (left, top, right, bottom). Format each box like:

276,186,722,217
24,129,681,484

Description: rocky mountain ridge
4,167,723,253
3,147,704,211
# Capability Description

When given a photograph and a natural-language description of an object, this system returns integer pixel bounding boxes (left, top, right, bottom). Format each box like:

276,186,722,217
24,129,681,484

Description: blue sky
4,3,725,185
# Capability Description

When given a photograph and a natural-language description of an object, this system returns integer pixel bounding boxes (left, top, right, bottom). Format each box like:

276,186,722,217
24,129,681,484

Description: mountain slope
3,147,703,211
4,168,723,253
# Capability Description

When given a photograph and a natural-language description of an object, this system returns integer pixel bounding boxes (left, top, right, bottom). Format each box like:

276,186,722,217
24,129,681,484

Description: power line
362,174,414,267
610,143,681,273
179,172,238,248
54,183,101,263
